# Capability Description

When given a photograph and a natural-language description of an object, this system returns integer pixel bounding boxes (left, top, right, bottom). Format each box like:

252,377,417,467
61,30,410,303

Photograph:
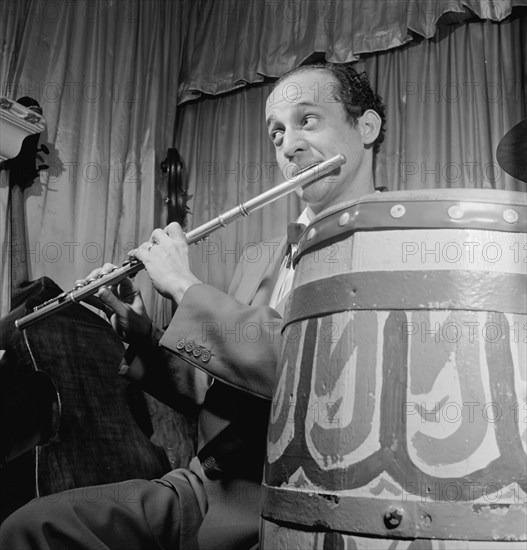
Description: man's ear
358,109,382,145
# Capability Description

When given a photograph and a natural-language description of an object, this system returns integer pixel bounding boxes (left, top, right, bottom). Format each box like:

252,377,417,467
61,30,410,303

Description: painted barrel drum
261,189,527,550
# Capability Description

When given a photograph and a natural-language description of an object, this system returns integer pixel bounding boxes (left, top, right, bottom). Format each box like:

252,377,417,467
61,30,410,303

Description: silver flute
16,153,346,330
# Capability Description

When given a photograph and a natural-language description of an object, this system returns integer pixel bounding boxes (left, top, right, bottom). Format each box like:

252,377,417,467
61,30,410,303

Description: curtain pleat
179,0,527,101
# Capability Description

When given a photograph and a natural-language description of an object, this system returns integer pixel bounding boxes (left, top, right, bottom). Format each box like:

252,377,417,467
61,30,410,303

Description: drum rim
295,190,527,265
309,188,527,227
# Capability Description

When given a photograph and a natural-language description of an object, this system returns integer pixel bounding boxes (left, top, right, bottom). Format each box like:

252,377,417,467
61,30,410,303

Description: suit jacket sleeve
159,283,282,400
118,323,212,412
119,239,285,404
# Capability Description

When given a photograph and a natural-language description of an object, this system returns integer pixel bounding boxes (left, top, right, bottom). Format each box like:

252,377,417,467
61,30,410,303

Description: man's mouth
284,160,322,179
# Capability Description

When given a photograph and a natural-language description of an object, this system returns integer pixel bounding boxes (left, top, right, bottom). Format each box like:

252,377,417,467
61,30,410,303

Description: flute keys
33,292,68,311
74,265,120,292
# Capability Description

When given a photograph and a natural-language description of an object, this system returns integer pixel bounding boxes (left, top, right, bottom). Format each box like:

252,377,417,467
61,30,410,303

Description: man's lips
284,160,323,178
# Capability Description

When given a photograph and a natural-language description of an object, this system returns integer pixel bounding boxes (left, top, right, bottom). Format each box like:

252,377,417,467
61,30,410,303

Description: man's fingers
151,226,181,247
128,225,185,262
129,239,152,261
150,224,185,243
129,245,145,262
82,295,114,317
98,287,129,317
75,263,117,287
164,222,185,240
113,277,138,302
109,314,124,339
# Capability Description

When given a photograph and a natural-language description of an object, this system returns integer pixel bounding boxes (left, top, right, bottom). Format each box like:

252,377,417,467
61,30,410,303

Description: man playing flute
0,62,385,550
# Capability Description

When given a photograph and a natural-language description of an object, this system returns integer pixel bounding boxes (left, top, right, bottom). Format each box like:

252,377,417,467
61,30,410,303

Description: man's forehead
266,69,338,109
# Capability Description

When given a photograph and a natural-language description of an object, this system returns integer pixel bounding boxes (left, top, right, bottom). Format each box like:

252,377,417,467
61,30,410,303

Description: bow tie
285,222,307,268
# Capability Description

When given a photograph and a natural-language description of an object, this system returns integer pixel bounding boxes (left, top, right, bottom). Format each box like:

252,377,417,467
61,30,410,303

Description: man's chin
298,179,335,211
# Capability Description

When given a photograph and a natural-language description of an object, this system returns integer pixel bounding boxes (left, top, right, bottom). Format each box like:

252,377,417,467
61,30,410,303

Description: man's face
265,69,375,213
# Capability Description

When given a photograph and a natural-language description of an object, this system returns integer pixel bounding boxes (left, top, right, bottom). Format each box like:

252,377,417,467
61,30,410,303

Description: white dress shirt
269,208,314,312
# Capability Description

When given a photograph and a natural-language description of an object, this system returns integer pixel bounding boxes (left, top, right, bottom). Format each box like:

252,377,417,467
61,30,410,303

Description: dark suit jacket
118,236,287,547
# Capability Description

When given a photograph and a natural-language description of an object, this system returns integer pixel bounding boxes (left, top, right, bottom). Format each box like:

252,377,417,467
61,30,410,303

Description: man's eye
270,129,283,143
302,115,316,126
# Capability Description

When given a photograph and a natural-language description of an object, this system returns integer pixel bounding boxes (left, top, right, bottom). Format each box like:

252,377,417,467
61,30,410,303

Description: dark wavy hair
273,62,386,154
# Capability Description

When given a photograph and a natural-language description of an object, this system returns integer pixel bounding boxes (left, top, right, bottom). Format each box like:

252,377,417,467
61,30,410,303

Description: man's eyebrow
266,101,321,128
295,100,319,109
266,115,277,129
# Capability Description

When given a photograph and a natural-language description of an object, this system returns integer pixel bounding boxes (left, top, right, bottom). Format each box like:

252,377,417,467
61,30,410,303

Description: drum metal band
284,270,527,325
295,191,526,264
261,485,527,541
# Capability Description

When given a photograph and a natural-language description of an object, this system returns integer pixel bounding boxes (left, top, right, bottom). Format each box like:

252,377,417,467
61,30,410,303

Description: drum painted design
261,189,527,549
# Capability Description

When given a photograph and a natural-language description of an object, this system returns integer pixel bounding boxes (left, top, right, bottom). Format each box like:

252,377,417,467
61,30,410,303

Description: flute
16,153,346,330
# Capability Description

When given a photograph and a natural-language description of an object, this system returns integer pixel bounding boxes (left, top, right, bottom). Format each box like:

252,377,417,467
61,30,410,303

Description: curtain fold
177,16,526,292
372,16,526,191
0,0,186,323
179,0,527,102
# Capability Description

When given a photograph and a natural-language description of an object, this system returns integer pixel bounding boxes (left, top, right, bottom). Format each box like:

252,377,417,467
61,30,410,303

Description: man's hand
75,264,152,342
129,222,201,304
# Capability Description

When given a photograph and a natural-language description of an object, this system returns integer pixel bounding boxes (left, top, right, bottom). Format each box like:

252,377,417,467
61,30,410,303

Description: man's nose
282,129,308,161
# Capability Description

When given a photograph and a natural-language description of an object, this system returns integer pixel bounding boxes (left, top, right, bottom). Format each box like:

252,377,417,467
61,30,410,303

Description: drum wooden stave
261,189,527,549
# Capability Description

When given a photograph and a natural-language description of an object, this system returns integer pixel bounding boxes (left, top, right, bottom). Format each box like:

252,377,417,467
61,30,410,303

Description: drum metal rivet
448,205,463,219
383,508,403,529
307,228,316,240
503,209,519,224
338,212,350,226
390,204,405,218
421,514,432,528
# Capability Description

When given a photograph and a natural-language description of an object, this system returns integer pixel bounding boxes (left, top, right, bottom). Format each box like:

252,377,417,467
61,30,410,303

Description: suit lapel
233,235,287,306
